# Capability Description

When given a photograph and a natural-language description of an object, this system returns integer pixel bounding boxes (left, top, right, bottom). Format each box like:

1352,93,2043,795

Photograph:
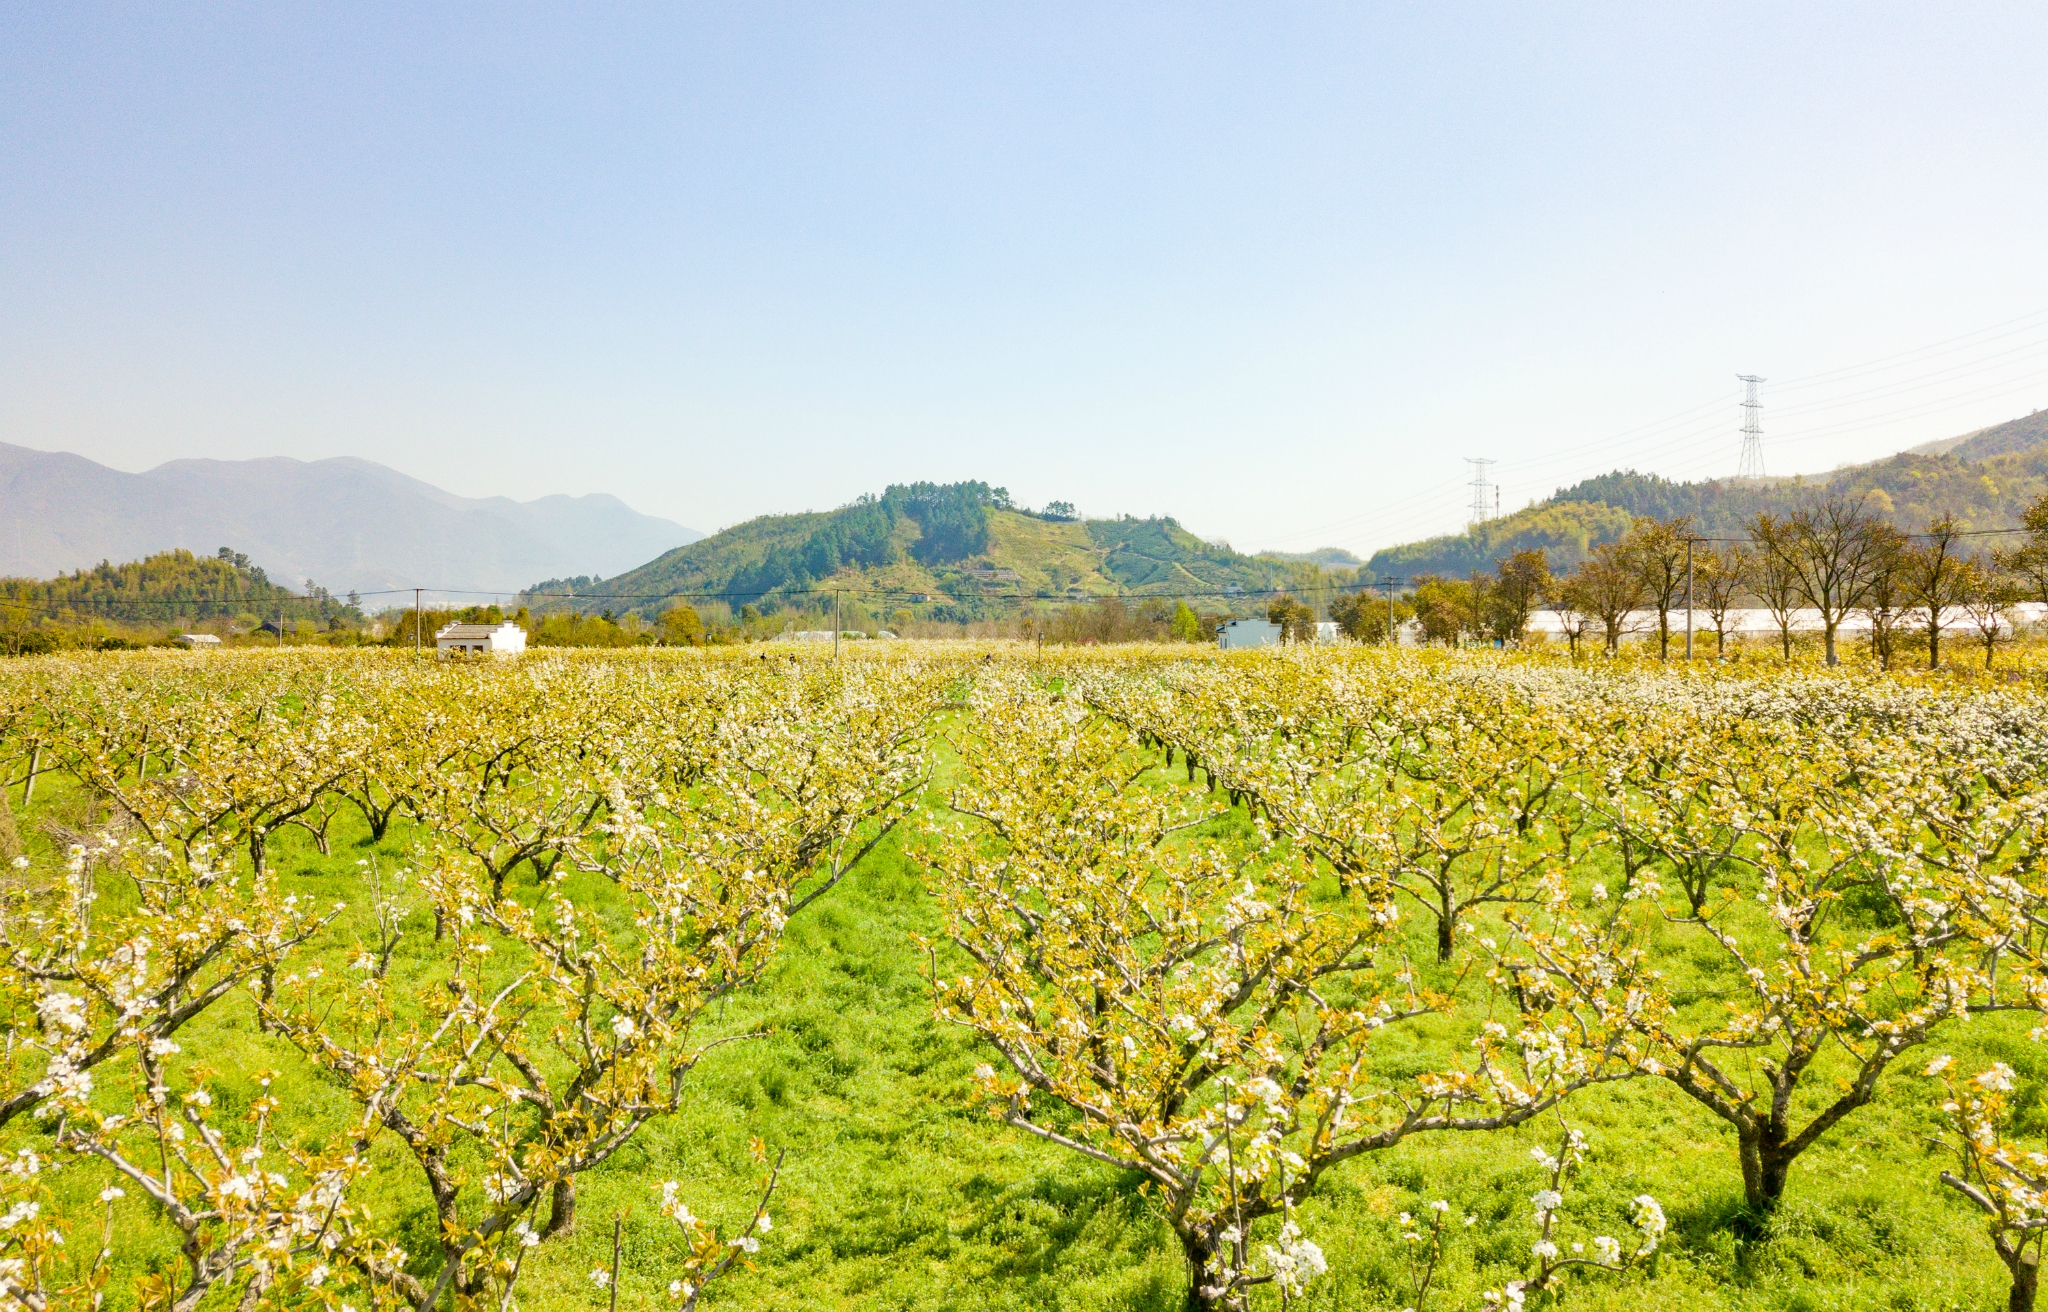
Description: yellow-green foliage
0,645,2044,1312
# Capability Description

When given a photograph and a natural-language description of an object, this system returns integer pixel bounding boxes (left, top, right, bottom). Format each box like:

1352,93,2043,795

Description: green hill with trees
525,481,1321,625
1369,407,2048,578
0,547,363,652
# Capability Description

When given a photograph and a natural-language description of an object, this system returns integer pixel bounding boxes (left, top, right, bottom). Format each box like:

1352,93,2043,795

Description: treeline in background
1344,488,2048,672
8,484,2048,666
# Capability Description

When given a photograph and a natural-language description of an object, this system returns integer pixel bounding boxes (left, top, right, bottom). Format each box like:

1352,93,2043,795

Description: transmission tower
1737,375,1766,479
1466,458,1496,525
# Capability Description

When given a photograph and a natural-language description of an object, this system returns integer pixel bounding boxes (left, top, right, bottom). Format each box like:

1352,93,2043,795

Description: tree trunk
1179,1231,1239,1312
1823,622,1839,667
232,1265,273,1312
545,1176,576,1237
2008,1249,2040,1312
171,1268,222,1312
0,786,21,865
353,796,394,843
256,966,278,1033
1929,621,1941,669
1757,1147,1792,1210
1737,1127,1795,1227
1436,911,1454,964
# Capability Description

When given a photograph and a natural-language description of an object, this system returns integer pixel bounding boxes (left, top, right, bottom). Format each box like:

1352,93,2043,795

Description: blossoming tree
923,672,1648,1311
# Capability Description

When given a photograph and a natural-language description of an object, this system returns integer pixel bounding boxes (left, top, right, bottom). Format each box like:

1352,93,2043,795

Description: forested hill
0,548,362,630
1368,407,2048,579
525,481,1316,621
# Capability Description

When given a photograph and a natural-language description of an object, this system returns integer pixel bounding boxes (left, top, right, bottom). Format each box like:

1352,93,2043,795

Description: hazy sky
5,3,2047,562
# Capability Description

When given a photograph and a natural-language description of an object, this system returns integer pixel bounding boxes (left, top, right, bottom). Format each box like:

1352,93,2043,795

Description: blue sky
5,3,2047,563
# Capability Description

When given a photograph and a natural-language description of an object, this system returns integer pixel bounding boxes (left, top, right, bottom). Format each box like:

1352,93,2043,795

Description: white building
1216,618,1282,650
1523,603,2047,645
1314,621,1342,644
435,621,528,658
175,633,221,648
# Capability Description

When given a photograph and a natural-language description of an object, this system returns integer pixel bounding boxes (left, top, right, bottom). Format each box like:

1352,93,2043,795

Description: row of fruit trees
1,645,2046,1311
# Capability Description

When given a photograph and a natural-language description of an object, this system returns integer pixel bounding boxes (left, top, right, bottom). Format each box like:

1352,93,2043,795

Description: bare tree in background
1909,516,1972,671
1622,516,1695,660
1957,557,2023,670
1464,571,1497,645
1994,491,2048,607
1748,513,1804,659
1856,523,1911,672
1563,541,1646,656
1781,495,1884,666
1695,542,1751,659
1544,578,1595,658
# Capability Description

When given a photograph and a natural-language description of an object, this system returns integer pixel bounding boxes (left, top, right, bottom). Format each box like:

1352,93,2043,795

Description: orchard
1,643,2046,1311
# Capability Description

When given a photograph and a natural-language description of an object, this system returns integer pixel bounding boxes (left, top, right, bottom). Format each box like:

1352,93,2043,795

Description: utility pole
1382,574,1402,647
833,591,840,659
1684,537,1694,661
1737,375,1766,479
414,588,423,657
1465,459,1496,526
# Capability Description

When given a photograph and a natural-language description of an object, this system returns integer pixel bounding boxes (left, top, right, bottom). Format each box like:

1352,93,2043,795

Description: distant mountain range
1367,407,2048,579
22,403,2038,613
0,445,702,595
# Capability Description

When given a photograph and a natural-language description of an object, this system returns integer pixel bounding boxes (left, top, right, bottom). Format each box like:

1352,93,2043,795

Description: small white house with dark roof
435,621,528,658
1215,618,1281,650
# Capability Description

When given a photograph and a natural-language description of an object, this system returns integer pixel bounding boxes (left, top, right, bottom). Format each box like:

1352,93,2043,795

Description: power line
1253,474,1469,547
1770,306,2048,394
1492,391,1742,478
1767,335,2048,419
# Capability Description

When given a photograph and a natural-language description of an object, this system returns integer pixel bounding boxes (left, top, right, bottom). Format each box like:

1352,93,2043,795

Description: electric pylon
1465,458,1496,525
1737,375,1766,479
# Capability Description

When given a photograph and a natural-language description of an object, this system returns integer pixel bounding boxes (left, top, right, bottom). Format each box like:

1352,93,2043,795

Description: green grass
10,750,2031,1312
